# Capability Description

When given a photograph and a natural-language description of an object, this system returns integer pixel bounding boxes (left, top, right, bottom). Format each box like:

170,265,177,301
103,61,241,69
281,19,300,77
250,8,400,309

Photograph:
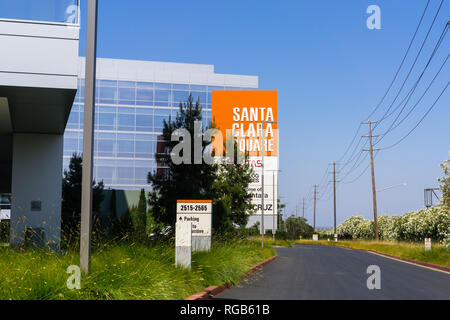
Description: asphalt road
216,245,450,300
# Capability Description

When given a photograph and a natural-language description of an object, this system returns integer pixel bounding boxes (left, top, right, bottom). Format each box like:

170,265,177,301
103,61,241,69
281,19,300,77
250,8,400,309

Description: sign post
425,238,431,251
176,200,212,251
175,221,192,269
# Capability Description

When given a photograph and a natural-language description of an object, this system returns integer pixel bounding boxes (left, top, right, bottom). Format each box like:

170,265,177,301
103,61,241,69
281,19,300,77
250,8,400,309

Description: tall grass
0,239,274,300
296,240,450,267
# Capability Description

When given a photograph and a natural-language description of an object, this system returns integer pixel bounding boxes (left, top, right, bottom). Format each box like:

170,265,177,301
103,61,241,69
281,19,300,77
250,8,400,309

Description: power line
341,15,448,183
379,53,449,139
379,81,449,150
365,0,432,122
342,151,380,185
374,25,449,143
336,0,432,167
376,24,448,126
374,0,445,129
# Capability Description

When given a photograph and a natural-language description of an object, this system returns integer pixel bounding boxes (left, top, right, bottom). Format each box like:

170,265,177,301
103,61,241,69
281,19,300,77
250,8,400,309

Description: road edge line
366,250,450,275
184,255,278,300
295,243,450,274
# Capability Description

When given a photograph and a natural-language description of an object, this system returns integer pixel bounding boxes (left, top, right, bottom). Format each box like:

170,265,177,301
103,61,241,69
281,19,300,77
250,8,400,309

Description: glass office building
64,58,258,190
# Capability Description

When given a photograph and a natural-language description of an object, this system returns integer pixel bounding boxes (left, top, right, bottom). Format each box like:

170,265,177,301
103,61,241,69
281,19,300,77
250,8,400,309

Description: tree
212,158,255,232
61,154,104,240
439,159,450,207
130,188,147,235
148,94,218,226
147,94,255,233
284,216,313,239
110,189,117,221
277,199,286,232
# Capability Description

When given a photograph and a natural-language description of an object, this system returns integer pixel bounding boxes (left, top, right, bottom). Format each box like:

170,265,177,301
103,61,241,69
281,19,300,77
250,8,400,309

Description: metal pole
261,121,265,248
80,0,98,274
272,170,275,242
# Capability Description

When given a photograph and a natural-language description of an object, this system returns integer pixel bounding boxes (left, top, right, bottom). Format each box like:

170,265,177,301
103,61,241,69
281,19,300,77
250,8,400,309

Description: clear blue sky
76,0,448,228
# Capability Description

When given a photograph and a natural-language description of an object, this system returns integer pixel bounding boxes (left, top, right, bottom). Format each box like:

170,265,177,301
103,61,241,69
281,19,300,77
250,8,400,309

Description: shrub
336,205,450,242
442,233,450,249
0,220,9,243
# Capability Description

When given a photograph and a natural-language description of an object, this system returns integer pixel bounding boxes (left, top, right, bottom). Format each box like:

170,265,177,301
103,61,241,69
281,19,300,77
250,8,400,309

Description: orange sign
211,91,278,157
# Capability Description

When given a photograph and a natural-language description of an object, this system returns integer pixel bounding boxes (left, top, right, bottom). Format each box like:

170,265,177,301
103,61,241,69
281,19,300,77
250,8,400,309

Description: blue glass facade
63,79,250,190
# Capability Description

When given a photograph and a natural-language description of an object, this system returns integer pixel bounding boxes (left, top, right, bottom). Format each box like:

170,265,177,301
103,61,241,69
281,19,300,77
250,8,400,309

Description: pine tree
147,94,255,233
148,94,217,226
61,153,104,241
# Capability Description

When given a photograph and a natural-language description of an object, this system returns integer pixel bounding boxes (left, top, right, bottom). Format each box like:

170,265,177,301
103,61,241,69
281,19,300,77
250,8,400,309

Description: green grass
247,236,294,247
295,240,450,267
0,239,274,300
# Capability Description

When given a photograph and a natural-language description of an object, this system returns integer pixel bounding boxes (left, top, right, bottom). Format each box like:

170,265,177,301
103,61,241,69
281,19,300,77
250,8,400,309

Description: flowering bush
337,216,374,239
442,233,450,249
337,205,450,242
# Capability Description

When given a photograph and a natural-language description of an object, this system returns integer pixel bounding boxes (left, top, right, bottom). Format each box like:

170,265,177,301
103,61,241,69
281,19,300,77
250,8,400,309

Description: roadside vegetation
0,239,274,300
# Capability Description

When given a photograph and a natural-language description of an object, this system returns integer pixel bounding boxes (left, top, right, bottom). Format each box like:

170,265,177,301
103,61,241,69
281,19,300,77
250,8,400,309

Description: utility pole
296,204,298,218
80,0,98,274
313,185,317,232
332,162,337,236
302,198,305,218
363,120,379,241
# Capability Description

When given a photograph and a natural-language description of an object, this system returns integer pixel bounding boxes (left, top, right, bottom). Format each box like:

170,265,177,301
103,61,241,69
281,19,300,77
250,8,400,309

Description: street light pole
80,0,98,274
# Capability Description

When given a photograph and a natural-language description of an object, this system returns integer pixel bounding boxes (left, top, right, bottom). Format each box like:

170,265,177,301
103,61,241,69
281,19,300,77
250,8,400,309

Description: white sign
425,238,431,251
247,156,278,216
334,234,338,242
0,209,10,220
176,200,212,237
313,234,318,241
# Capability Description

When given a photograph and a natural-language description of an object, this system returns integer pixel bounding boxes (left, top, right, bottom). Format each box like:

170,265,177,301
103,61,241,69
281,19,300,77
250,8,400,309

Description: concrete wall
0,18,79,249
10,133,63,249
0,19,79,90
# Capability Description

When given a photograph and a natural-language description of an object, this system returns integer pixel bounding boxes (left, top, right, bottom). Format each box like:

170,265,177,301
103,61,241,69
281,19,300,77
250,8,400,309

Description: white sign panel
247,156,278,216
313,234,318,241
176,200,212,237
0,209,10,220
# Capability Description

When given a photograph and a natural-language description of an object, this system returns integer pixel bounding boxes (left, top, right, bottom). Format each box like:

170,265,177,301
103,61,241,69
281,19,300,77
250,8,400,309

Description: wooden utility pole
302,198,305,218
333,162,337,236
313,185,317,232
363,120,379,241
